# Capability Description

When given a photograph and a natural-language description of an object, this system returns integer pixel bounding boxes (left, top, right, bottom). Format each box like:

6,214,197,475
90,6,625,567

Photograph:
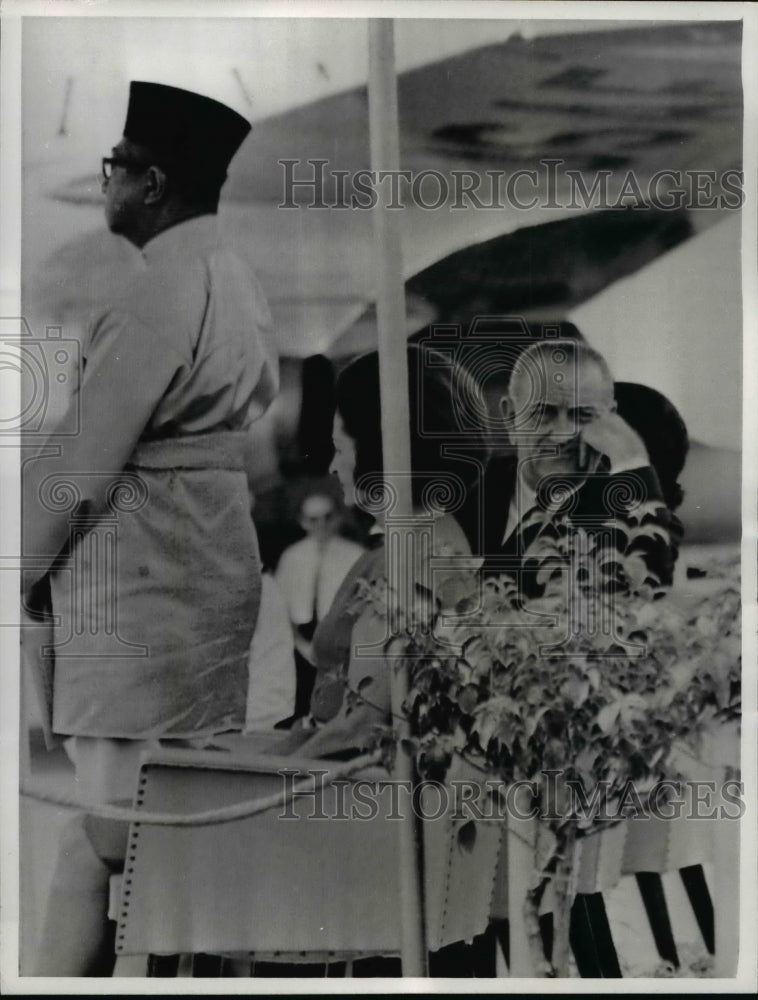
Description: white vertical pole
368,18,413,520
368,18,427,978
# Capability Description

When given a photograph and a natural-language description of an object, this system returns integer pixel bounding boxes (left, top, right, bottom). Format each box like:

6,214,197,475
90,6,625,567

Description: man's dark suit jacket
456,453,680,597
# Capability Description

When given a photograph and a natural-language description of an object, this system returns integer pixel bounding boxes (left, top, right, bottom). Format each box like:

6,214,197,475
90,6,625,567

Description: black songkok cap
123,81,251,178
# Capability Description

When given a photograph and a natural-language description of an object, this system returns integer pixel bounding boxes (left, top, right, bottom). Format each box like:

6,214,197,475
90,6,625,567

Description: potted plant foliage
353,501,741,976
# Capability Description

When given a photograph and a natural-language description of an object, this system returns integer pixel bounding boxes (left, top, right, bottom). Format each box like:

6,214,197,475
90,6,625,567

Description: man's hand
579,411,649,474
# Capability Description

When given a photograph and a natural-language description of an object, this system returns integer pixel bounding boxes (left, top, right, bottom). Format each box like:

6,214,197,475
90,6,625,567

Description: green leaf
457,684,479,715
560,676,590,706
626,523,670,546
474,713,498,749
586,666,601,690
597,703,620,733
525,705,550,740
621,553,649,588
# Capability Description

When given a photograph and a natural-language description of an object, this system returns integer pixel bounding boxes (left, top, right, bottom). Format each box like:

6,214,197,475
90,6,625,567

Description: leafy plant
354,505,740,976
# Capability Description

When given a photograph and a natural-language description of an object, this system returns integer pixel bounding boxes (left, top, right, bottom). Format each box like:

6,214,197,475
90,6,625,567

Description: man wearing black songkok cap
102,81,253,243
24,82,279,974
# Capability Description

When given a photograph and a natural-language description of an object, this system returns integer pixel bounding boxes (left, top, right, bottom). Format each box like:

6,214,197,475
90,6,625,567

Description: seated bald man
476,338,679,593
467,338,683,975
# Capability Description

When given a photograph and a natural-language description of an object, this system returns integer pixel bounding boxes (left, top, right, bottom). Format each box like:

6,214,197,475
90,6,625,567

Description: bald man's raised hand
578,410,649,475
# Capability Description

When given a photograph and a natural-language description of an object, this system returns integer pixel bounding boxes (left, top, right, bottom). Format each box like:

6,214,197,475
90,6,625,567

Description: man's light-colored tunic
31,215,278,739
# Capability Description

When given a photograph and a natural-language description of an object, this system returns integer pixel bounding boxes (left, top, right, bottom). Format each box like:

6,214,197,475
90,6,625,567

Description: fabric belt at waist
125,431,250,472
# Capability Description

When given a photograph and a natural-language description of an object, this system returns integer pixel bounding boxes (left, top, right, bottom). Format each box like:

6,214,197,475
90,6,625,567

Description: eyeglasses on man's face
100,156,150,183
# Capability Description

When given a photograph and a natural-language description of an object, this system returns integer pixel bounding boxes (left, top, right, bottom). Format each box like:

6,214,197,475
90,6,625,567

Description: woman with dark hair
613,382,689,513
332,346,481,511
276,344,484,759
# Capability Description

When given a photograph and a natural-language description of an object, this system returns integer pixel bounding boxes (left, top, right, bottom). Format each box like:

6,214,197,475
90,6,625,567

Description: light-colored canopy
23,17,741,360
